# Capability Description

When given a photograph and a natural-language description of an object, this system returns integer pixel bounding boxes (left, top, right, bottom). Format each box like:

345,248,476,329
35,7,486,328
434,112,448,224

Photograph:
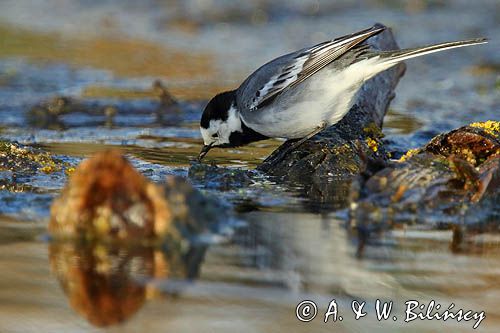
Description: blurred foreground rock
49,150,217,326
350,121,500,240
257,24,406,205
49,150,227,242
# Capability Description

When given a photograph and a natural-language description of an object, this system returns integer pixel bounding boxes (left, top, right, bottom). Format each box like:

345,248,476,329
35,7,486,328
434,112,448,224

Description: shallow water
0,1,499,332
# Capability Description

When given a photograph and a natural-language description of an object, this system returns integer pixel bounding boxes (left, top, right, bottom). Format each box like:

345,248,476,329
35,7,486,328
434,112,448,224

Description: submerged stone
188,162,254,191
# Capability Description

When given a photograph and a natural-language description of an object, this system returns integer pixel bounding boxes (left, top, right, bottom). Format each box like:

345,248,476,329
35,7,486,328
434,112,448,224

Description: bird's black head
200,90,236,130
198,90,269,161
198,90,239,159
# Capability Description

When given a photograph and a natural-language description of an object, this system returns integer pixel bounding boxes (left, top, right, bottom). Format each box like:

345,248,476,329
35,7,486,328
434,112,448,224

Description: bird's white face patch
200,104,242,147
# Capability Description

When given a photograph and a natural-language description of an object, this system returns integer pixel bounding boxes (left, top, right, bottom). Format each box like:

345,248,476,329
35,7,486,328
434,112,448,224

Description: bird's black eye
212,133,219,138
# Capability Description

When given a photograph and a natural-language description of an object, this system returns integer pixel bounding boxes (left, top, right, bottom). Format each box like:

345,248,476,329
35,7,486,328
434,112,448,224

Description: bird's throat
228,111,269,147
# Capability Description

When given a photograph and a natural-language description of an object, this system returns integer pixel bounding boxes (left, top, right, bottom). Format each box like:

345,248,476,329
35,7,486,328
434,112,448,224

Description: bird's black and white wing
236,25,385,112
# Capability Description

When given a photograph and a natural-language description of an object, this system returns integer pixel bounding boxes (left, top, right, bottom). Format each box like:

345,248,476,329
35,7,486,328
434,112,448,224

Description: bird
197,24,487,161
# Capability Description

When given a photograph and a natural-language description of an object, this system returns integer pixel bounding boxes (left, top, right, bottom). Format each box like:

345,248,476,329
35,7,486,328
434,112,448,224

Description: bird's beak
197,143,214,162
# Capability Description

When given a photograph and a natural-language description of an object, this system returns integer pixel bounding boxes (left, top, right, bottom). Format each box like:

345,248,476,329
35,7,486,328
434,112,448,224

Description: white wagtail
198,24,487,161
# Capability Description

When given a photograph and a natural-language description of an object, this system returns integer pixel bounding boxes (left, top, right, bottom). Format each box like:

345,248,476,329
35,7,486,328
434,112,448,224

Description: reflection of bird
198,24,487,160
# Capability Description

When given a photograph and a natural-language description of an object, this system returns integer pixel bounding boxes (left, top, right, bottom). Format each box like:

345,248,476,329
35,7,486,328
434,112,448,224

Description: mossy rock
0,140,67,174
351,121,500,229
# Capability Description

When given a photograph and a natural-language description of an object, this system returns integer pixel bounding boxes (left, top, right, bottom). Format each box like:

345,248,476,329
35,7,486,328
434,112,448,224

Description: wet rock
49,241,205,327
28,96,110,129
152,80,182,123
350,121,500,230
50,150,227,242
162,174,231,236
189,162,303,213
0,140,74,217
0,140,66,174
257,24,406,205
188,162,254,191
28,80,180,128
0,170,38,192
152,79,177,107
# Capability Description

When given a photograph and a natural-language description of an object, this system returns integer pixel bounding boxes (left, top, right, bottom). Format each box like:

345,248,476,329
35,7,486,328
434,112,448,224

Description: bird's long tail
378,37,487,65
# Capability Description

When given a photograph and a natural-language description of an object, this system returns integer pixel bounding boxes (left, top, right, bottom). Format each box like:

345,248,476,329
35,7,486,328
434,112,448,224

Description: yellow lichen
0,141,63,174
40,165,56,173
365,138,379,152
398,148,420,162
469,120,500,137
65,167,76,176
452,147,477,166
363,122,384,138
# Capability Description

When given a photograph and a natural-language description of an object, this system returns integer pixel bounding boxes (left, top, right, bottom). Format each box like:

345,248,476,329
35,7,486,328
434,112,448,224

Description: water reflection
49,241,206,327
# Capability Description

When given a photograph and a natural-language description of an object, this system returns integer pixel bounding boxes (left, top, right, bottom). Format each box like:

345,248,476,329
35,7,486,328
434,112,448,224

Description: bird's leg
270,121,328,163
288,121,328,151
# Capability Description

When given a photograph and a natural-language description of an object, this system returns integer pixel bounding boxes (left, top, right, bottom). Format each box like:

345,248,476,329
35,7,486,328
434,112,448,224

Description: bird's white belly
242,57,384,139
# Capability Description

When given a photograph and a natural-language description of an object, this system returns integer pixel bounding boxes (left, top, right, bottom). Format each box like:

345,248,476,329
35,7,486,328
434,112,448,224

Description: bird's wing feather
236,25,385,112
